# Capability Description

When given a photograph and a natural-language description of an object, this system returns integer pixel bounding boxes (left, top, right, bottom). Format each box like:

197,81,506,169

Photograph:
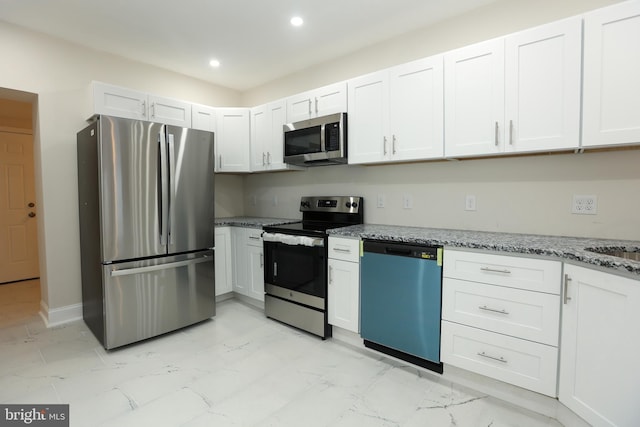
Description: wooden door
0,130,39,283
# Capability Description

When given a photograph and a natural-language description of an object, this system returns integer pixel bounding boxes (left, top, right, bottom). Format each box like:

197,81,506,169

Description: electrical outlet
403,194,413,209
572,195,597,215
465,195,477,211
377,194,386,208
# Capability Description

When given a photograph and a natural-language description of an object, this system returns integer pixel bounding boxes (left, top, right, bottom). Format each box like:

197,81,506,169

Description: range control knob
346,202,352,208
351,202,358,209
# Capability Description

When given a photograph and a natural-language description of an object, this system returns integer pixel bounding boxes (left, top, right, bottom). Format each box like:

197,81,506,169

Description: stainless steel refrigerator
77,115,215,349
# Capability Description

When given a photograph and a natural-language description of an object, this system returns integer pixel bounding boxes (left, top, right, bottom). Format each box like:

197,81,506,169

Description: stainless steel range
262,196,364,338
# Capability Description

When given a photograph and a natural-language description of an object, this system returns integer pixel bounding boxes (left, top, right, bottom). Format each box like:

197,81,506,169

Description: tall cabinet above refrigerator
77,115,215,349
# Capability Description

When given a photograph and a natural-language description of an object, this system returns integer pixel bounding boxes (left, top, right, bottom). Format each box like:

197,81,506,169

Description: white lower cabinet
231,227,264,302
214,227,232,296
441,249,561,397
559,264,640,427
327,237,360,333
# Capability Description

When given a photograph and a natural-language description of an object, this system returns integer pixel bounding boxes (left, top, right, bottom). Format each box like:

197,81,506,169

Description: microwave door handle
320,123,326,152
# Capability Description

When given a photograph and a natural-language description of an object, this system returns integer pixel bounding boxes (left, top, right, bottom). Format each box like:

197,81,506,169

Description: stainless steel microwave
283,112,347,167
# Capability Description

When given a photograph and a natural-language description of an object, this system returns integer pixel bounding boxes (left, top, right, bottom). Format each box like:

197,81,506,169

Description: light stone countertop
328,224,640,277
214,216,299,229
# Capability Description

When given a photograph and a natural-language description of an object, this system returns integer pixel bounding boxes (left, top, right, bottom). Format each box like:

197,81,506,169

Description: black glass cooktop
264,221,351,237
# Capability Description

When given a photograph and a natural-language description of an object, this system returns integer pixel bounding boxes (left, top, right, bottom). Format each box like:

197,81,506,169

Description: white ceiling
0,0,498,91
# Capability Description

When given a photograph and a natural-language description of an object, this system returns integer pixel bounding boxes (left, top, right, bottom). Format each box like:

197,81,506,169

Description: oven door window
264,241,326,298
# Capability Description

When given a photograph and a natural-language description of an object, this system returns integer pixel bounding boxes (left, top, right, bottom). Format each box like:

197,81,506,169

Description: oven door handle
262,232,324,247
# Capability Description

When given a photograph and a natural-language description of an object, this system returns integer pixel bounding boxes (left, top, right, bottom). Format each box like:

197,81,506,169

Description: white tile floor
0,282,563,426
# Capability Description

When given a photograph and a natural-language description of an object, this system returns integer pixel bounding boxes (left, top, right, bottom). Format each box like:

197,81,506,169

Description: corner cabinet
441,250,562,397
327,237,360,333
444,17,581,157
582,0,640,148
215,108,251,173
348,56,444,165
286,82,347,123
559,264,640,427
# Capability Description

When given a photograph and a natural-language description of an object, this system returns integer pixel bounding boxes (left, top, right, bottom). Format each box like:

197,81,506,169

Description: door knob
28,212,36,218
28,202,35,207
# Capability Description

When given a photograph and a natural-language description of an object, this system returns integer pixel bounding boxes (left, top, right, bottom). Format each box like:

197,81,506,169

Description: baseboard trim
39,300,83,328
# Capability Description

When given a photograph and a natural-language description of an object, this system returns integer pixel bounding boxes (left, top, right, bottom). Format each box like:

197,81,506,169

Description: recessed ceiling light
290,16,304,27
209,59,220,68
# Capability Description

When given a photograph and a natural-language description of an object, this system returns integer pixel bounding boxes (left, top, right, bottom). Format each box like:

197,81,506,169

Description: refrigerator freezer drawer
103,251,215,349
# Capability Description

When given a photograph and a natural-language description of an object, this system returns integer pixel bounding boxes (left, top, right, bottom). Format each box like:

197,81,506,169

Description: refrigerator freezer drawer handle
110,257,211,277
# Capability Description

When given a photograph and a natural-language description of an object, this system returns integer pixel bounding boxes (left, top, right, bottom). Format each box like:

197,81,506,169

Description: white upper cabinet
445,17,581,157
215,108,251,173
582,0,640,148
90,82,149,121
192,103,216,132
286,82,347,123
250,100,291,172
348,56,444,164
148,95,192,128
504,17,581,153
90,82,192,128
445,38,505,157
347,70,389,164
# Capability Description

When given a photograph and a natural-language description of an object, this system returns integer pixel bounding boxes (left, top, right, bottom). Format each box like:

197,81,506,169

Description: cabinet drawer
328,237,360,262
442,278,560,346
246,228,263,246
443,250,561,294
441,321,558,397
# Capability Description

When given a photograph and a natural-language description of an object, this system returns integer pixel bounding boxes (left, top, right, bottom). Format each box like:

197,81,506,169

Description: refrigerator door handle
167,132,176,245
158,131,169,246
110,256,211,277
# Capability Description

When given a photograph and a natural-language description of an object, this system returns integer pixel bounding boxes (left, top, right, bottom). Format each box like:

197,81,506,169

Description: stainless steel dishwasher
360,240,443,373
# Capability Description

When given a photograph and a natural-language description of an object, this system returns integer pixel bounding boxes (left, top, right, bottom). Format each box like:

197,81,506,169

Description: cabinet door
389,55,444,161
250,104,269,172
91,82,148,121
215,108,251,172
328,258,360,333
148,95,192,127
214,227,232,296
347,70,389,164
444,38,505,157
266,100,288,170
559,264,640,427
582,1,640,148
247,244,265,301
314,82,347,117
505,17,581,153
192,104,216,132
232,228,248,295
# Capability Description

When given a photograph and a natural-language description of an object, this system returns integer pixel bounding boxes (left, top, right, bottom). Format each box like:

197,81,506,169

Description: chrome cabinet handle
329,265,333,284
142,100,147,117
314,97,319,114
383,136,388,155
509,120,514,145
219,154,222,169
477,351,507,363
478,305,509,315
564,274,572,304
262,152,266,166
151,102,155,118
249,236,261,240
267,152,271,165
392,135,397,154
332,247,351,253
494,122,499,146
308,99,312,116
274,262,278,277
260,253,264,268
480,266,511,274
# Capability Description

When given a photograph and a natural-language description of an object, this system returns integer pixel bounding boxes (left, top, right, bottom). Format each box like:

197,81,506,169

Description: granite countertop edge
328,224,640,277
214,216,299,228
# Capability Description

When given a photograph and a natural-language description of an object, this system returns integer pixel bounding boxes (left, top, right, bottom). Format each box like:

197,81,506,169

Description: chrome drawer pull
478,305,509,315
477,351,507,363
480,266,512,274
333,247,351,253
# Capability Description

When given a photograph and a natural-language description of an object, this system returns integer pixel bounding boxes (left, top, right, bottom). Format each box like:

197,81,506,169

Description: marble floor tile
0,294,564,427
